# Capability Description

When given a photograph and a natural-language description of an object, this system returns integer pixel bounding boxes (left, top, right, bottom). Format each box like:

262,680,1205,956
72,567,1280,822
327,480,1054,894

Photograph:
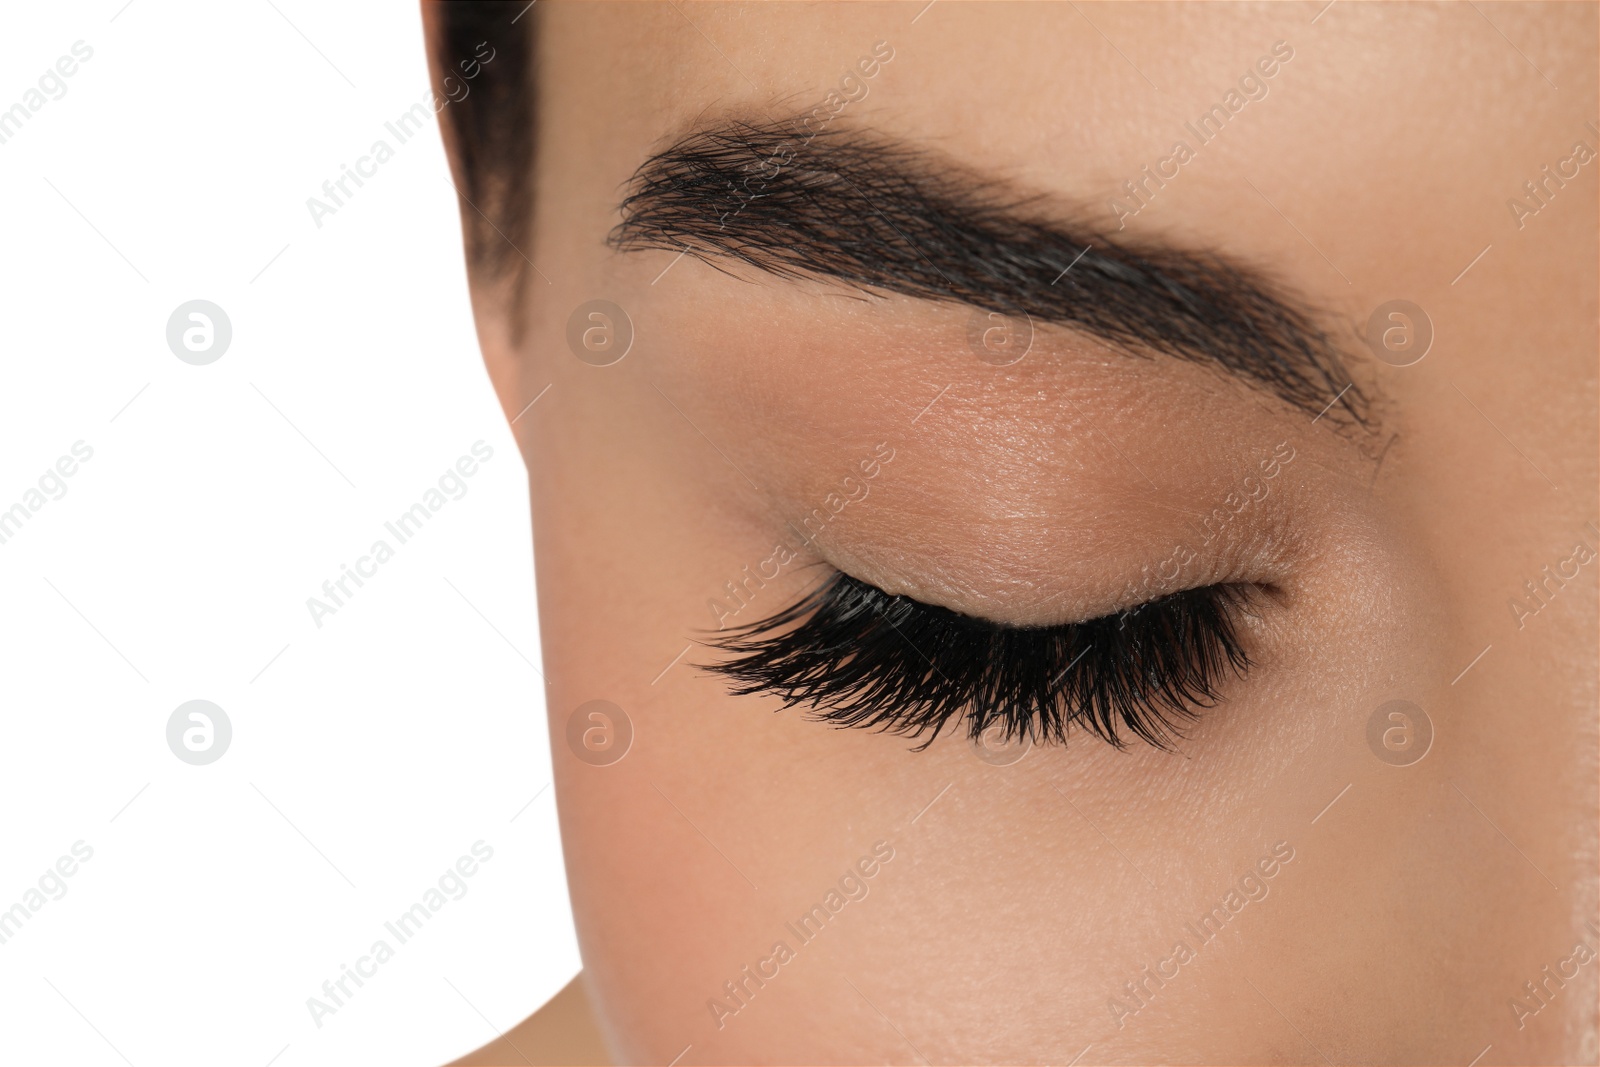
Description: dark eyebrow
608,118,1369,427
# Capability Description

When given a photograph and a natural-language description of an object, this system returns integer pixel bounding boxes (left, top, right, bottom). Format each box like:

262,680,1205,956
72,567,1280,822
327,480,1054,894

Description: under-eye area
700,569,1259,751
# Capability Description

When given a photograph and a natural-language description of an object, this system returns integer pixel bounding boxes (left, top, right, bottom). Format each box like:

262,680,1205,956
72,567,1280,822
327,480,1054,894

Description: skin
434,3,1597,1063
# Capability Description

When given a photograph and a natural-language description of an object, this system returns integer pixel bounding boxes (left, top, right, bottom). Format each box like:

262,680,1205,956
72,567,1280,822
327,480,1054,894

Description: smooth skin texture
435,3,1596,1063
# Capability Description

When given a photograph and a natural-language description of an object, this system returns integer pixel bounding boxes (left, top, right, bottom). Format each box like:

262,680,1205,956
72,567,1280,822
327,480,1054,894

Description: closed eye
700,570,1256,751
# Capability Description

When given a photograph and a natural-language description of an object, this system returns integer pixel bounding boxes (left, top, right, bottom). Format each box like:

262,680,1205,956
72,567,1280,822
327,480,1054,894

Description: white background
0,3,580,1065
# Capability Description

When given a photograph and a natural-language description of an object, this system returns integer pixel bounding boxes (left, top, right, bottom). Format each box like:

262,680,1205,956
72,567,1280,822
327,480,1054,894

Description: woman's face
458,3,1595,1062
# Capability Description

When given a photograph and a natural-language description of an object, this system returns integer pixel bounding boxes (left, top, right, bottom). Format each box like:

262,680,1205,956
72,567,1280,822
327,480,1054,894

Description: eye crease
701,570,1255,751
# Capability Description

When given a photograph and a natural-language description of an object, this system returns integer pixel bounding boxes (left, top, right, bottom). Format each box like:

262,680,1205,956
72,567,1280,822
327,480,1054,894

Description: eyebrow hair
608,118,1370,427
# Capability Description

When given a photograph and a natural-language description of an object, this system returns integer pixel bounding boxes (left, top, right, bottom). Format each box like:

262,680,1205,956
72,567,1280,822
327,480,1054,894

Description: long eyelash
700,572,1253,751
